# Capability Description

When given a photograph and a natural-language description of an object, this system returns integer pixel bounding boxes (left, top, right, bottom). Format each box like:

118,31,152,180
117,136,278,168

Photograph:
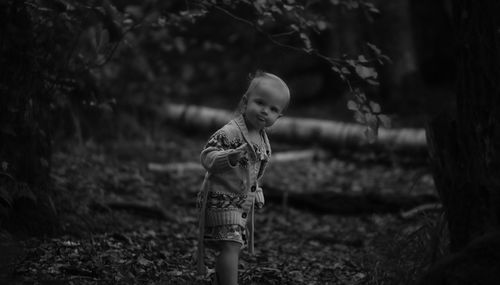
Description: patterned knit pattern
197,114,271,272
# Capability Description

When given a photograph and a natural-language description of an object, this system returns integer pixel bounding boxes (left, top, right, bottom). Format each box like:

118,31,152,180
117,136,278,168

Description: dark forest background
2,0,500,284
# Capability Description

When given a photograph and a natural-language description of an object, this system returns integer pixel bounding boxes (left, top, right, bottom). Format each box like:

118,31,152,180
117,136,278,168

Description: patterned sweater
197,114,272,274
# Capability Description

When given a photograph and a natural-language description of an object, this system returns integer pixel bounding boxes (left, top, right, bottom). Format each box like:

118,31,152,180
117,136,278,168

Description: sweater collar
233,114,268,154
234,114,254,152
234,114,250,135
235,115,272,165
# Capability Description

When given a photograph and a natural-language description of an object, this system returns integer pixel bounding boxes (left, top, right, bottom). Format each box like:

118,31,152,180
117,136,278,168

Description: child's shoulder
214,119,241,137
207,119,242,143
206,120,245,150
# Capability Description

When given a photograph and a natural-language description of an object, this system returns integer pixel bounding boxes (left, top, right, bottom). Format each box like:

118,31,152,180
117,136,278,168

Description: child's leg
215,241,241,285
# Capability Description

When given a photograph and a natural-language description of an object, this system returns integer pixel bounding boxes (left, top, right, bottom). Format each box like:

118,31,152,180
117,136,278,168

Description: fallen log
157,103,427,153
147,162,202,174
91,201,177,221
147,149,328,173
400,203,443,219
175,184,438,215
271,149,328,162
262,184,439,215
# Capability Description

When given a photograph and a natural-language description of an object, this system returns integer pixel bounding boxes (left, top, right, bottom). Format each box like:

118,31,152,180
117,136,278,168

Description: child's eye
255,100,263,105
270,107,279,113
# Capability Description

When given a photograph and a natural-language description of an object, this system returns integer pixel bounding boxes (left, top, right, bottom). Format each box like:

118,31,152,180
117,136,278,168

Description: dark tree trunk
419,2,500,284
0,2,57,235
428,0,500,252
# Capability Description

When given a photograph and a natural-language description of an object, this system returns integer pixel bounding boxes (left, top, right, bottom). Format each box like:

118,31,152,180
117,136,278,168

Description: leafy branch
202,0,389,91
347,90,391,143
197,0,392,142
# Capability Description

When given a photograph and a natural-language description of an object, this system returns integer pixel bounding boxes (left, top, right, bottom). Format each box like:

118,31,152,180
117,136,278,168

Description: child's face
244,78,289,130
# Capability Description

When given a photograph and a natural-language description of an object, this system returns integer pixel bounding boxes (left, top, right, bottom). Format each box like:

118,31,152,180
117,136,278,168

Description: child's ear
243,96,250,108
239,95,248,113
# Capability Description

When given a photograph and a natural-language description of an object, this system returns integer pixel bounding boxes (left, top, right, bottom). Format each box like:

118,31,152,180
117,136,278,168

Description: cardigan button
242,212,247,218
251,185,256,192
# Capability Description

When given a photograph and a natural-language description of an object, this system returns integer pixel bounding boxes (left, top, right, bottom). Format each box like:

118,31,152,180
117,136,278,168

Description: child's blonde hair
235,70,290,115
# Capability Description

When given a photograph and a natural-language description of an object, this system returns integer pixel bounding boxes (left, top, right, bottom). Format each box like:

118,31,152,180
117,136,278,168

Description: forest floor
2,126,446,285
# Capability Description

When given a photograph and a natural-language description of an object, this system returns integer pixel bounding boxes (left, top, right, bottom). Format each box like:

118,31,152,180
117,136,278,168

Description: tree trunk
427,0,500,253
0,2,57,235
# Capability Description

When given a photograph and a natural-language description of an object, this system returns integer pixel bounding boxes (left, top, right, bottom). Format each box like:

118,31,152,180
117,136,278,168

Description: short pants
204,224,247,250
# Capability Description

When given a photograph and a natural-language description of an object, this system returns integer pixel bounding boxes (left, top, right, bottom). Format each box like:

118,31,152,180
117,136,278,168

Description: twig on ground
400,203,442,219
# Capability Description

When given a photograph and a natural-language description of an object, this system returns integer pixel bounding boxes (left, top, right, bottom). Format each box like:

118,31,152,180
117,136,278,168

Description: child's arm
200,130,247,173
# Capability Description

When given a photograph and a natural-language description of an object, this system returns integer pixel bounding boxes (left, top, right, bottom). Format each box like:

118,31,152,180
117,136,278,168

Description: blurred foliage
0,0,390,230
347,90,391,143
3,0,388,142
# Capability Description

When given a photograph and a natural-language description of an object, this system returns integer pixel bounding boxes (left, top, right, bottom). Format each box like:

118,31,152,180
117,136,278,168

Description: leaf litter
7,130,439,284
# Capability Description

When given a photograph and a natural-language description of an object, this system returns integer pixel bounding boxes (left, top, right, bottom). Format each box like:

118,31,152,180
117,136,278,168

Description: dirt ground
1,127,444,285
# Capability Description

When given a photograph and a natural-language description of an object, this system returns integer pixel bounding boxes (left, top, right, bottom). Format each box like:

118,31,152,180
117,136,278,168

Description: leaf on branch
346,59,356,68
361,105,371,113
340,67,351,75
355,65,377,79
347,100,358,111
363,3,380,14
365,113,378,130
299,33,312,51
316,20,328,31
378,114,391,128
354,111,366,124
367,42,381,55
367,42,391,64
358,55,368,63
369,101,381,113
253,1,264,13
357,92,367,101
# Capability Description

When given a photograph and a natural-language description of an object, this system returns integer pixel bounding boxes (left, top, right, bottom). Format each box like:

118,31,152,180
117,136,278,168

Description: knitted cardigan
197,114,272,274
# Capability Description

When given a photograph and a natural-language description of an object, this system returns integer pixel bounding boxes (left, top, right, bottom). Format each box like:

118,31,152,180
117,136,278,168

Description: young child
197,71,290,285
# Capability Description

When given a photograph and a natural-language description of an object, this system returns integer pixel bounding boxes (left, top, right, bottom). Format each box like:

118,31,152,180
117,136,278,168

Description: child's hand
228,143,248,165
